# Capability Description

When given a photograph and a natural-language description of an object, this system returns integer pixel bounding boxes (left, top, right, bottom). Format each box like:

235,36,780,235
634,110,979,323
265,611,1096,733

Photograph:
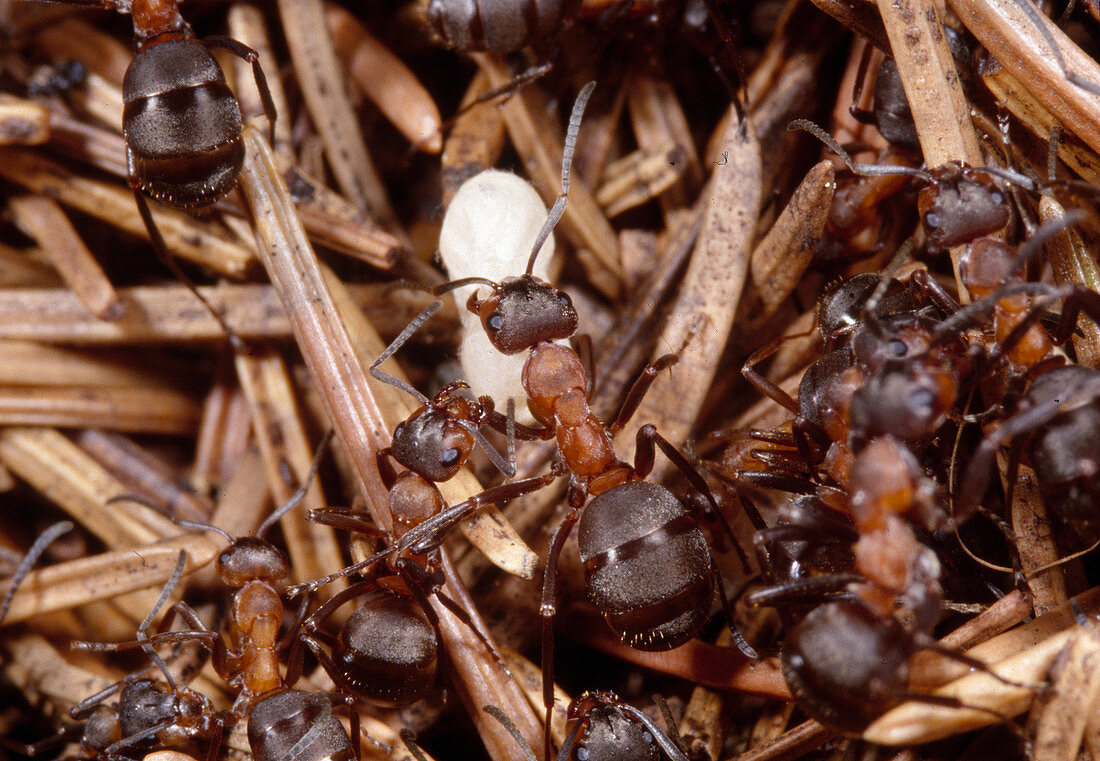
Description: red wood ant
744,437,1013,734
952,226,1100,549
739,270,972,487
790,119,1016,251
72,440,361,761
435,81,755,761
26,0,276,345
275,336,555,707
286,439,554,707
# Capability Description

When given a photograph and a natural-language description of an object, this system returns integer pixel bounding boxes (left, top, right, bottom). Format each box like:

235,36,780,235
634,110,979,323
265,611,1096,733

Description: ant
739,268,972,488
433,81,755,760
73,437,361,761
285,421,554,706
24,0,277,345
273,323,557,706
744,437,1012,735
9,552,232,761
790,119,1025,252
951,225,1100,549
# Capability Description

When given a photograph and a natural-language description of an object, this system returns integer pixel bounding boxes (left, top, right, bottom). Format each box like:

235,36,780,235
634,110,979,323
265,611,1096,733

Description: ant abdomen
578,482,715,651
782,601,910,734
427,0,566,53
122,39,244,210
248,689,356,761
334,591,440,706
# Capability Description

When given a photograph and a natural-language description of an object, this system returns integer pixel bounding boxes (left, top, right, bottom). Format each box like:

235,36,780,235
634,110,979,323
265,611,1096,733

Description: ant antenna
788,119,933,181
0,520,74,625
1008,0,1100,97
135,550,188,691
400,729,439,761
481,705,538,761
454,417,516,478
862,235,918,328
255,429,336,538
369,301,441,405
105,493,236,544
433,276,500,296
524,81,597,277
285,543,396,598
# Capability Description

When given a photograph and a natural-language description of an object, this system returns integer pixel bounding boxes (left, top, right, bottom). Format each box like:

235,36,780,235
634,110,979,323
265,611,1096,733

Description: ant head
917,164,1009,250
391,405,476,483
216,537,289,587
118,679,176,737
849,363,955,447
851,312,938,371
467,275,578,354
564,692,661,761
818,274,916,340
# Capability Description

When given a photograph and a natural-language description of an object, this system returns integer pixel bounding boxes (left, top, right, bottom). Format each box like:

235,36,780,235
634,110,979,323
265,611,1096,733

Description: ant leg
368,300,441,404
308,506,386,536
396,473,558,556
710,562,760,659
331,692,362,761
608,353,678,435
485,408,555,440
909,269,961,315
71,680,127,719
574,333,595,398
848,41,877,124
745,574,861,608
741,339,803,415
397,559,511,676
634,424,753,572
700,0,748,134
541,510,581,761
0,519,74,624
201,35,278,144
302,580,376,637
129,180,244,351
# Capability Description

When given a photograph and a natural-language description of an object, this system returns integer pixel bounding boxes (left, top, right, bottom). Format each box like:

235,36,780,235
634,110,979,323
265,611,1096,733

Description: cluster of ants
2,0,1100,760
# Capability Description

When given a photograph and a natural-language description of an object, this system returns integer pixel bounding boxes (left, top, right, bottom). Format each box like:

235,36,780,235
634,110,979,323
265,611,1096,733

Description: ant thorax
439,170,560,424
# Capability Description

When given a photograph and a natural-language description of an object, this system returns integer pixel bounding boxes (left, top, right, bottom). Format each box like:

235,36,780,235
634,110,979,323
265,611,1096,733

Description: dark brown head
216,537,289,587
467,274,578,354
391,405,476,483
917,164,1009,250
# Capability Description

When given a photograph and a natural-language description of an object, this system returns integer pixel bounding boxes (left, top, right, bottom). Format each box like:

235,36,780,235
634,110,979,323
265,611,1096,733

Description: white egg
439,169,557,424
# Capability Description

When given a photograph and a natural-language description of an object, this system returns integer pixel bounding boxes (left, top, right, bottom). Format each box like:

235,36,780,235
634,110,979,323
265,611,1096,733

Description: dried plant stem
950,0,1100,157
614,105,761,471
277,0,397,227
0,150,255,277
234,348,345,583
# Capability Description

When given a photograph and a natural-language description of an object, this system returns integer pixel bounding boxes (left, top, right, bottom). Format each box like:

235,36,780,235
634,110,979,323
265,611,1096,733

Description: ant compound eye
991,190,1005,204
642,732,654,745
889,339,907,357
576,747,590,761
912,387,935,412
439,448,460,467
924,212,941,229
487,313,503,333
